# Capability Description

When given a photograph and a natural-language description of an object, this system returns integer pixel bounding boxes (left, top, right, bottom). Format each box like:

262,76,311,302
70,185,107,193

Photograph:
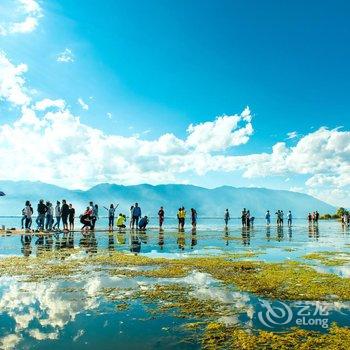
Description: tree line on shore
320,207,349,220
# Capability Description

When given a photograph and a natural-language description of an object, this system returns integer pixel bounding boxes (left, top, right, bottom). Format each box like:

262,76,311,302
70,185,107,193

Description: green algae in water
2,250,350,301
2,250,350,348
202,322,350,350
137,284,236,320
303,251,350,266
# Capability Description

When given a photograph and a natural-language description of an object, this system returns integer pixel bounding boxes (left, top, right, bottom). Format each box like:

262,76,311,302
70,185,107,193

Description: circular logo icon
257,300,293,328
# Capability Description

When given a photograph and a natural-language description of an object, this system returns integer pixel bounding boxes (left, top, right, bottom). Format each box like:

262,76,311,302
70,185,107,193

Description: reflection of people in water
53,232,74,250
308,224,312,238
117,233,126,245
276,225,284,241
35,234,45,256
67,232,74,248
342,221,349,233
288,227,292,240
130,233,141,254
44,234,53,251
21,234,32,257
138,230,148,244
108,233,115,251
191,233,197,249
177,231,185,250
224,227,229,246
61,233,69,249
79,232,97,254
265,226,271,241
158,230,164,250
241,227,250,246
308,224,319,240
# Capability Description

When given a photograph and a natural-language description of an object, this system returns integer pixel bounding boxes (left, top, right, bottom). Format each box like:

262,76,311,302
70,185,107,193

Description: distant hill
0,181,335,217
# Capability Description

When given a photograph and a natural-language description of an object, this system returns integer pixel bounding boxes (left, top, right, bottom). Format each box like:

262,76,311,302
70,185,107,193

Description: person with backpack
24,201,32,230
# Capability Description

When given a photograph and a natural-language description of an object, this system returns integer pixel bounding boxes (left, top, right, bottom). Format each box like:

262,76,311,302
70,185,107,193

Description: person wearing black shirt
80,207,92,232
61,199,70,230
158,206,164,228
36,199,47,230
68,204,75,231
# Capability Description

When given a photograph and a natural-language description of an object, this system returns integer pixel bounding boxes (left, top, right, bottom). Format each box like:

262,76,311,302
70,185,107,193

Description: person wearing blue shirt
138,216,149,230
265,210,271,225
132,203,142,228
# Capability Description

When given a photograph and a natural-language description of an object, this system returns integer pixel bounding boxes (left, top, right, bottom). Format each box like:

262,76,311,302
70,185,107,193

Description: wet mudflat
0,218,350,349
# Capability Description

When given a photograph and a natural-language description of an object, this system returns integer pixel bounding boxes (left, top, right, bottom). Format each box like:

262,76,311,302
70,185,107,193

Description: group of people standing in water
21,200,75,231
264,209,293,227
21,200,151,232
74,202,150,232
20,199,326,232
20,200,197,232
307,211,320,224
176,207,198,230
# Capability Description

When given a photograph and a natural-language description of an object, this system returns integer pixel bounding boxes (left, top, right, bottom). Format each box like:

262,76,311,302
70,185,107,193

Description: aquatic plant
2,250,350,300
1,250,350,348
303,251,350,266
202,323,350,350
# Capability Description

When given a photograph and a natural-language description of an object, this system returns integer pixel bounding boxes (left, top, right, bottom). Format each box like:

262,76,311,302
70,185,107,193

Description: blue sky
0,0,349,206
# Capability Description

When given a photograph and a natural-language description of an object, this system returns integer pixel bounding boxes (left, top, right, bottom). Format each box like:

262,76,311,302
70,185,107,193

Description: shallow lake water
0,217,349,349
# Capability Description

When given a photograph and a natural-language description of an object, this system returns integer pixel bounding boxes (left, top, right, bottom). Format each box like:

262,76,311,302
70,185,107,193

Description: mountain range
0,181,335,217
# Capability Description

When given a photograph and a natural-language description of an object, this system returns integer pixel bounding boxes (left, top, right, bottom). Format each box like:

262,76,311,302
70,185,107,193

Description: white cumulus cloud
1,52,350,206
0,104,254,189
0,51,30,106
186,107,253,152
286,131,298,139
0,0,42,35
57,48,74,63
34,98,66,111
77,97,89,110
